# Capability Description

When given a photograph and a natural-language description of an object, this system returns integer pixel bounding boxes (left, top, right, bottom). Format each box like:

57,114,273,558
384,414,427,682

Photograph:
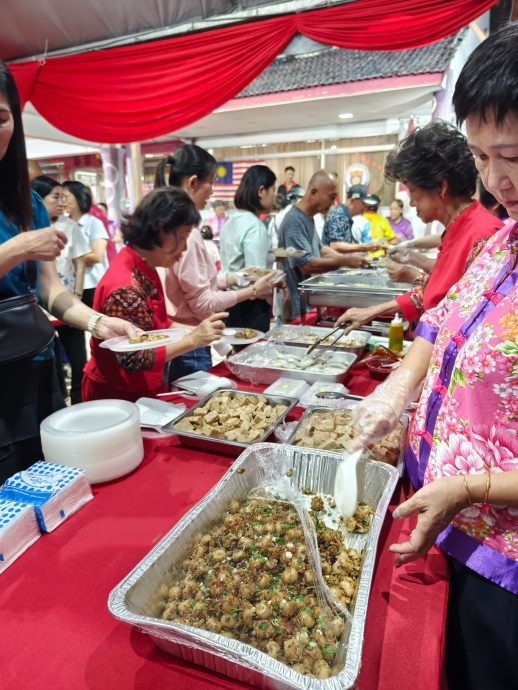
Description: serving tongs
304,321,356,357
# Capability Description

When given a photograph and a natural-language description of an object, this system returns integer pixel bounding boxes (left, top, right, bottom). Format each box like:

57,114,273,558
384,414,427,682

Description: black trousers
56,324,87,404
446,559,518,690
82,287,96,309
0,357,65,482
225,299,270,333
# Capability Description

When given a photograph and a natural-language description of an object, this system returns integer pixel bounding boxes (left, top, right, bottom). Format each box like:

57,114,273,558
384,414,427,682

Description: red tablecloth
0,362,448,690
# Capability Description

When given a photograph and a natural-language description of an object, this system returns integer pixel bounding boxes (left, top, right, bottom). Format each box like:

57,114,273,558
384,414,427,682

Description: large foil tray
108,443,399,690
286,403,409,477
225,342,357,385
162,389,297,456
266,325,371,357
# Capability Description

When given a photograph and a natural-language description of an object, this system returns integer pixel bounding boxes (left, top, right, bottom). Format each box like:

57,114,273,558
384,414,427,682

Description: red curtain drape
9,0,498,144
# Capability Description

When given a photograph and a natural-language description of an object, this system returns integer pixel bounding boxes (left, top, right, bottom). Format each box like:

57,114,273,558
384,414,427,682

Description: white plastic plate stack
40,400,144,484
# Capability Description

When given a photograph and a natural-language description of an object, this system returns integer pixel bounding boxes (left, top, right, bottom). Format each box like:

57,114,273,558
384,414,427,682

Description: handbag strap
24,260,37,293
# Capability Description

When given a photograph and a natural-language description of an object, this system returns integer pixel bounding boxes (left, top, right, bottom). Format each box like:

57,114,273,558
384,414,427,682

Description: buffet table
0,363,448,690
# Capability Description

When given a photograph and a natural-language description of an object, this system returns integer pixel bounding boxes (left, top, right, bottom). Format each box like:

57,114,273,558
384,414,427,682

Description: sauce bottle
388,313,404,353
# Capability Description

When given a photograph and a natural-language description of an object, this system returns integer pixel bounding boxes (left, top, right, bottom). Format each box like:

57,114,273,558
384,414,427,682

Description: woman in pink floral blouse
351,24,518,690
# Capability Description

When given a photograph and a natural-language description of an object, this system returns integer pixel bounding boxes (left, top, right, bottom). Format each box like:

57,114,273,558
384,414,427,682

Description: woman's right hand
252,272,276,299
190,312,228,347
336,306,376,329
16,226,68,262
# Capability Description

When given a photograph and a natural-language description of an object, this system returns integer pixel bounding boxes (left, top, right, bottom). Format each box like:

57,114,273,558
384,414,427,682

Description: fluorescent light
338,112,354,120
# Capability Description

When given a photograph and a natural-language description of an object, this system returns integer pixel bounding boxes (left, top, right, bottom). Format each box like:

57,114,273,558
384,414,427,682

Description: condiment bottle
388,313,404,353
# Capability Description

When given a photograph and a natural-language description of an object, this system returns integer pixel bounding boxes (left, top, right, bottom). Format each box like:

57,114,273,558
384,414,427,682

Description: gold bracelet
460,473,472,507
483,470,492,504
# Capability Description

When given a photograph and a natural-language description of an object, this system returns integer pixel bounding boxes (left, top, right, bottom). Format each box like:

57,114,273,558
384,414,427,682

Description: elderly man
278,170,365,318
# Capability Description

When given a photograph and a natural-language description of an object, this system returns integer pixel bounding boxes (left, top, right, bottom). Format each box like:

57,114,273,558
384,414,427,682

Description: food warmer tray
298,272,413,310
265,325,371,357
286,402,409,477
162,389,297,456
225,342,357,385
108,442,399,690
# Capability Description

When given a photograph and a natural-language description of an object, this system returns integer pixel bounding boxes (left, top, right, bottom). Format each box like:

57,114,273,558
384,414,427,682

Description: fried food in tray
128,332,169,345
292,409,402,465
160,492,373,679
173,391,288,443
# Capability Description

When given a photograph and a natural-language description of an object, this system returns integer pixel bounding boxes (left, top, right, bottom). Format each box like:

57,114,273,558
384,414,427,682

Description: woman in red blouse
82,188,227,402
336,122,502,330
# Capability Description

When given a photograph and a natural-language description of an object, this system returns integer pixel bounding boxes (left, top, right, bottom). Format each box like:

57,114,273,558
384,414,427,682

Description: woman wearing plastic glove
0,63,137,482
352,25,518,689
155,145,275,379
336,121,502,331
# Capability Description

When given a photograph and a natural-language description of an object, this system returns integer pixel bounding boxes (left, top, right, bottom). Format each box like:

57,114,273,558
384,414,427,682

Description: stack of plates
40,400,144,484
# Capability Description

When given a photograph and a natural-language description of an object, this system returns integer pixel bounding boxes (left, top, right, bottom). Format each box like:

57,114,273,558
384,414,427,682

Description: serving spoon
334,447,364,517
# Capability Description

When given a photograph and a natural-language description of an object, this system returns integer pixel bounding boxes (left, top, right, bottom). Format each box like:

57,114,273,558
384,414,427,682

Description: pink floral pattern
413,224,518,561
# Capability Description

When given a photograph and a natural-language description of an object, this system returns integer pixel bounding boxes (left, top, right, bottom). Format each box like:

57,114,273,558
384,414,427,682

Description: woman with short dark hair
337,121,503,330
219,165,277,331
82,187,227,402
350,22,518,690
62,180,109,308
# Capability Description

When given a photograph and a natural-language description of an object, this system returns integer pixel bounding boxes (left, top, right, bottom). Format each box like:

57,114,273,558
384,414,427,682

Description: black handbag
0,261,55,364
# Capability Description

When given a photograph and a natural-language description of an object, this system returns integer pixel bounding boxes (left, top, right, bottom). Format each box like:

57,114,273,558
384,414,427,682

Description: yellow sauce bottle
388,313,404,353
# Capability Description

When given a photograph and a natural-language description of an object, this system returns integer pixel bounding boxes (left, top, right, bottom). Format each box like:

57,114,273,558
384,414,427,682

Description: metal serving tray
266,325,371,357
163,389,296,456
298,272,412,310
287,402,409,477
225,342,357,385
108,442,399,690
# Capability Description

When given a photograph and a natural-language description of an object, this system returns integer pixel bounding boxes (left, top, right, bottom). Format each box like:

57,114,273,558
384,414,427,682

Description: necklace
445,201,471,229
132,246,153,267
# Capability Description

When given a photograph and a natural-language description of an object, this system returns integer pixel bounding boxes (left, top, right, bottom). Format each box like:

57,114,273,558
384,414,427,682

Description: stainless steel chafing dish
298,272,413,311
163,389,297,456
108,442,399,690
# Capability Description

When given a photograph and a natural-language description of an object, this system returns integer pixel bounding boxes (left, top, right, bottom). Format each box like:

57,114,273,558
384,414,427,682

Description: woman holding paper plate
155,145,276,380
82,187,227,402
0,62,137,482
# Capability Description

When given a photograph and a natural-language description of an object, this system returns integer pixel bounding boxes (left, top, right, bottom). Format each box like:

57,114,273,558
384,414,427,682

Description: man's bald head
302,170,337,215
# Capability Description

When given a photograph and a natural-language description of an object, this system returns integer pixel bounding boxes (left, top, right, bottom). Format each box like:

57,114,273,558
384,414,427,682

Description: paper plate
99,328,188,353
220,328,264,345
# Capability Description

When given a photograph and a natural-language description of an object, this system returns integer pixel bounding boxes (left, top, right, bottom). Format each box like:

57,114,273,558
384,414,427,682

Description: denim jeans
168,346,212,384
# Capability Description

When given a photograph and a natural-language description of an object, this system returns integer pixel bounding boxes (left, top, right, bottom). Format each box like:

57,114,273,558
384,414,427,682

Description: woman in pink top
155,145,274,379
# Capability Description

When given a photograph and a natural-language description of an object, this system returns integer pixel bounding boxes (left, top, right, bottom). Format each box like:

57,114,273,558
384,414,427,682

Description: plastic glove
351,367,416,449
388,246,422,268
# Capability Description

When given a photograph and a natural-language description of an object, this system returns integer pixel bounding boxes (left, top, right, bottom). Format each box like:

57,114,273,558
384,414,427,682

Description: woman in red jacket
83,188,226,402
337,122,502,329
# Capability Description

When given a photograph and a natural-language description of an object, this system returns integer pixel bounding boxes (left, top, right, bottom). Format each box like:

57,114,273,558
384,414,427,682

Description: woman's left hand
389,476,467,566
96,316,140,340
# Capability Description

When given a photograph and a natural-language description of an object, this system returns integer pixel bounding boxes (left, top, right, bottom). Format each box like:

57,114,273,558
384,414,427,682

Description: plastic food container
40,400,144,484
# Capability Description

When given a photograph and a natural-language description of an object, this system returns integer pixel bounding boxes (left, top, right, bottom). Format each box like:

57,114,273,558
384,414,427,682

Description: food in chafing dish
292,409,403,465
235,328,257,340
242,350,348,374
160,492,373,678
272,327,367,349
127,332,169,345
173,391,288,443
